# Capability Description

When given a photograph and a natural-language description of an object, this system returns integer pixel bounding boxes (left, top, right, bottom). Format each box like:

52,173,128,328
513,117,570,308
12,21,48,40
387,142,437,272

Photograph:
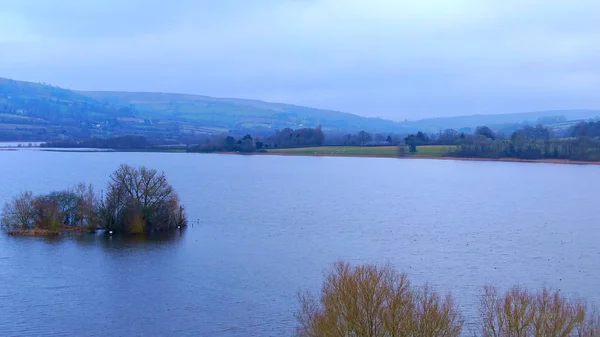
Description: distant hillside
0,77,136,141
0,77,408,141
406,110,600,132
1,77,598,141
79,91,406,134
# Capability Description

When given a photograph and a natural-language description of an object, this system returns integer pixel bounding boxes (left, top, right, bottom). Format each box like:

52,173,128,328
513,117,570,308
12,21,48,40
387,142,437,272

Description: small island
1,164,187,237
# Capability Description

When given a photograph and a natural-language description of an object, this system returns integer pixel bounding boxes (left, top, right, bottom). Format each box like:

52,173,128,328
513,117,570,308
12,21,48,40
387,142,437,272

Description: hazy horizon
1,0,599,120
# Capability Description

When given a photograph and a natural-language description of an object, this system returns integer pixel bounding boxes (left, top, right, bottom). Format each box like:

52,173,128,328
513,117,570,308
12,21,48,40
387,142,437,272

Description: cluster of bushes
1,184,97,236
1,164,187,236
296,262,600,337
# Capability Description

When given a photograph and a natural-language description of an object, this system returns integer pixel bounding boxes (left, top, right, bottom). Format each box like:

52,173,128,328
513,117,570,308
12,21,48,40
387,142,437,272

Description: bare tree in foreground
295,261,463,337
296,262,600,337
478,286,600,337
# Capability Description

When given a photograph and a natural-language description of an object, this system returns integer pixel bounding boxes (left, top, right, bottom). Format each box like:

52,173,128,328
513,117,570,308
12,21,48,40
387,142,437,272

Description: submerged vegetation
1,164,187,236
296,262,600,337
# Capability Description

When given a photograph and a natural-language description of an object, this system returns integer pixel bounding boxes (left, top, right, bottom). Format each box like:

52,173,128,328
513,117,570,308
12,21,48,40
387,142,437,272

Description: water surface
1,151,599,336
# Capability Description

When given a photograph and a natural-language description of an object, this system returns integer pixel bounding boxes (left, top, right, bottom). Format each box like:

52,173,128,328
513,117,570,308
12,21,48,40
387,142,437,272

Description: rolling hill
0,77,408,141
79,90,408,134
408,110,600,132
0,77,599,141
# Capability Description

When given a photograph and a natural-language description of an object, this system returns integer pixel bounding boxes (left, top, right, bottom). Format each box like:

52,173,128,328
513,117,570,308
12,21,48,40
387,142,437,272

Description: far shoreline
5,145,600,165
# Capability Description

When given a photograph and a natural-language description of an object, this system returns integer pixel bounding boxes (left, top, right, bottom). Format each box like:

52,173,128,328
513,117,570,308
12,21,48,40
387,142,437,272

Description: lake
1,150,599,336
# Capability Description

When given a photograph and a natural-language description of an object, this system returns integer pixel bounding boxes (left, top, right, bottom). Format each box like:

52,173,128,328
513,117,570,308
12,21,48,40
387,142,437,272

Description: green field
267,145,456,158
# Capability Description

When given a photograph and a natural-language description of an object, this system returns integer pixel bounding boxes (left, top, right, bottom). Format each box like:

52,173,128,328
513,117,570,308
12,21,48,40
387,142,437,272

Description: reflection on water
5,228,186,247
73,228,187,247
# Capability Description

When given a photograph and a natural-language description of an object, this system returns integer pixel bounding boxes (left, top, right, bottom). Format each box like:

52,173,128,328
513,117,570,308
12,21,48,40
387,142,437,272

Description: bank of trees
451,137,600,161
296,261,600,337
325,131,397,146
190,126,326,153
572,120,600,138
191,134,258,153
1,165,187,236
266,126,325,148
394,121,600,162
449,123,600,161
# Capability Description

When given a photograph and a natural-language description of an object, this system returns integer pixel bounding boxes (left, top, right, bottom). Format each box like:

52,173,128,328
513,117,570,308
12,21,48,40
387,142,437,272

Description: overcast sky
1,0,599,120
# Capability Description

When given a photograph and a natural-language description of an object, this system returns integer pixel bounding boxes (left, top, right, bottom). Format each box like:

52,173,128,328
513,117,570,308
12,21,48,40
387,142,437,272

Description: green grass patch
267,145,456,157
414,145,457,157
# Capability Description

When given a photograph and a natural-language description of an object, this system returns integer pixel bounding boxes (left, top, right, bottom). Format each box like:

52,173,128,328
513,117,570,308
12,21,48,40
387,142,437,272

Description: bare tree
1,191,35,230
32,195,62,231
295,261,463,337
577,310,600,337
477,286,591,337
100,164,187,234
74,183,99,230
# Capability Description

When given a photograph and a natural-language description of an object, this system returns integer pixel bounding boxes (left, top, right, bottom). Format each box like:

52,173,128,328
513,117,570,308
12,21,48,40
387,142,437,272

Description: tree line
1,165,187,236
296,261,600,337
265,126,325,148
190,134,260,153
190,126,326,153
446,121,600,161
391,120,600,161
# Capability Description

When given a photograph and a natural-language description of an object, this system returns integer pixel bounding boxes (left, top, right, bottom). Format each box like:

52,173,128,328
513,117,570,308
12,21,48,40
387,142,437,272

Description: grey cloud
0,0,599,119
1,0,279,37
